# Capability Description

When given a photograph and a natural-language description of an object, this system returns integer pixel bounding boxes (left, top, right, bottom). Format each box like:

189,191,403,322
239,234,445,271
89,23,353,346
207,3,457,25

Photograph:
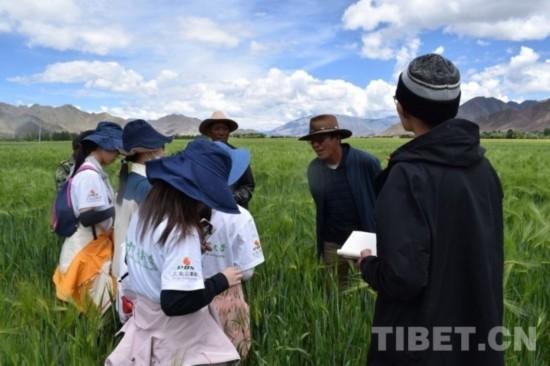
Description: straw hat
199,111,239,135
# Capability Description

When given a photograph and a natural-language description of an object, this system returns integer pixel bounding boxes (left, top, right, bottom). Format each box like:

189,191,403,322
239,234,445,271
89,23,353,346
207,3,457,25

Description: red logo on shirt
182,257,192,266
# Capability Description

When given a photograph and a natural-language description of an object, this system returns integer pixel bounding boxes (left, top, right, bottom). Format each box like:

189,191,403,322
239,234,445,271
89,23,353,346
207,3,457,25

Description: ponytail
117,155,139,205
117,159,129,205
72,140,98,177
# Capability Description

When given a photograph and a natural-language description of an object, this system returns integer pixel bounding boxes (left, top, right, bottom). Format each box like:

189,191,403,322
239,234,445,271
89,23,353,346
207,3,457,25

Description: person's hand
356,249,373,267
222,267,243,287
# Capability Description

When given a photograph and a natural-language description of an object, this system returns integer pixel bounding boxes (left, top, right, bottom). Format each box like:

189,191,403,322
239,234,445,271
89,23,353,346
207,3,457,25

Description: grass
0,138,548,365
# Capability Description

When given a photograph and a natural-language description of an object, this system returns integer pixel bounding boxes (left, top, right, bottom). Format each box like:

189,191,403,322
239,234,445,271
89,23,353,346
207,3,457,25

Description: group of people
53,112,263,365
51,53,504,366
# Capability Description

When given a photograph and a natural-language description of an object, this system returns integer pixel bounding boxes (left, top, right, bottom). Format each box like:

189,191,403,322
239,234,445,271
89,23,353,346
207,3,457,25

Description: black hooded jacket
361,119,504,365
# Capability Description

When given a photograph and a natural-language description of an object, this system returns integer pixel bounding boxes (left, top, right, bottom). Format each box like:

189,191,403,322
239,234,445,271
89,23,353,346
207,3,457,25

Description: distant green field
0,138,548,365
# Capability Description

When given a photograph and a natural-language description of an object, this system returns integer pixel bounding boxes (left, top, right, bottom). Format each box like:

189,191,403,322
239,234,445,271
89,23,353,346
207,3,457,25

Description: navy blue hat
121,119,173,155
213,141,250,186
146,139,239,214
83,121,123,151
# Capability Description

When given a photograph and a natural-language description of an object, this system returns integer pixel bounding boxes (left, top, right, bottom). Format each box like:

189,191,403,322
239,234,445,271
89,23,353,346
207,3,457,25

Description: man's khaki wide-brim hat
199,111,239,135
298,114,352,140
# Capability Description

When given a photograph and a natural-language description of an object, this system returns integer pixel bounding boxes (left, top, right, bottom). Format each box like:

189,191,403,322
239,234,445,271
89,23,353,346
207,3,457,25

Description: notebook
336,231,377,259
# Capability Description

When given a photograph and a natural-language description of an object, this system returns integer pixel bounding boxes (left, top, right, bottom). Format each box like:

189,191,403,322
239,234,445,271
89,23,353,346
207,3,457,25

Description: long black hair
139,180,211,246
72,139,99,177
117,155,139,205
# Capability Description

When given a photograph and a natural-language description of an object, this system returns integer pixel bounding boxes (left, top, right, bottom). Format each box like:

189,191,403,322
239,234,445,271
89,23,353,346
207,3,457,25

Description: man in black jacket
200,111,255,208
301,114,381,287
358,54,504,365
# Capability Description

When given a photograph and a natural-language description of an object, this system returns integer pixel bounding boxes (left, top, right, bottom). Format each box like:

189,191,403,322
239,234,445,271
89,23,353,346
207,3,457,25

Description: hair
72,139,99,177
116,154,139,205
72,130,94,158
138,180,207,246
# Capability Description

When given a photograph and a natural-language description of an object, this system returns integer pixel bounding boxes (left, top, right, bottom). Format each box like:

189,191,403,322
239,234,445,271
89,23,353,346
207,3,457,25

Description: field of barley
0,138,548,365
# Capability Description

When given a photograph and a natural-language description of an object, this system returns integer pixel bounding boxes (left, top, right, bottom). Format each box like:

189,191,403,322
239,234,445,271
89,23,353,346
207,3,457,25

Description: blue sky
1,0,549,128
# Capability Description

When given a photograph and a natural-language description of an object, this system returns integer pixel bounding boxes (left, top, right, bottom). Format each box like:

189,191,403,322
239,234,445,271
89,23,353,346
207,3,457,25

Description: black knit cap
395,53,461,127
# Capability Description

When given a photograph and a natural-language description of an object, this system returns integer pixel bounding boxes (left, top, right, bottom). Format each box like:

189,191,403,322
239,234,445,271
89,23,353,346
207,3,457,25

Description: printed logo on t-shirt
125,241,159,271
86,189,101,203
253,239,262,252
172,256,200,279
202,241,226,258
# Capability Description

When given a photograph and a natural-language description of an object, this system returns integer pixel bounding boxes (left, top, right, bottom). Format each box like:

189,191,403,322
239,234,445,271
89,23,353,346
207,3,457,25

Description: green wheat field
0,138,548,365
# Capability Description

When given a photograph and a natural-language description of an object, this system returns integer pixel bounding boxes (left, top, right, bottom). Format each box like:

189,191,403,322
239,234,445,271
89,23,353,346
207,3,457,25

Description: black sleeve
160,273,229,316
79,207,115,227
360,164,431,301
232,166,255,207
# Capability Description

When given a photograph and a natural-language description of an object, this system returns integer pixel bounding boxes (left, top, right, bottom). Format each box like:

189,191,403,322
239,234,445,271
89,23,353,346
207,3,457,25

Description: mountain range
381,97,550,136
268,115,398,137
1,96,549,139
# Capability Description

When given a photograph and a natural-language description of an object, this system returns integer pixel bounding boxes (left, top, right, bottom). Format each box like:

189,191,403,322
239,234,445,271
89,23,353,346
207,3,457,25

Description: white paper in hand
336,231,377,259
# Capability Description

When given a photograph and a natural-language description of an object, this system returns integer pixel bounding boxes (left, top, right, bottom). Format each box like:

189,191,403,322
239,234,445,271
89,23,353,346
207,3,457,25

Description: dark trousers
323,241,352,288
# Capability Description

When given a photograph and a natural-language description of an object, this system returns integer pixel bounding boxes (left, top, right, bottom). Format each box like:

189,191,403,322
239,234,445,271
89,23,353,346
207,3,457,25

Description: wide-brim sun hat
120,119,173,156
83,121,123,151
298,114,352,141
199,111,239,135
212,141,250,185
146,139,239,214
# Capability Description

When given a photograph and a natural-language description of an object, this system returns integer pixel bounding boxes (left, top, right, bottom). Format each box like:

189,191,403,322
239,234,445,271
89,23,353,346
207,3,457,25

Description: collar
84,155,106,178
130,162,147,177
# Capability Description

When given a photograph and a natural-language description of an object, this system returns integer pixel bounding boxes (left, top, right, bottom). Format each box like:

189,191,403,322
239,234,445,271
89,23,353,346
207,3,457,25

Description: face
98,149,119,165
395,96,413,132
147,147,166,160
309,133,341,161
208,122,230,142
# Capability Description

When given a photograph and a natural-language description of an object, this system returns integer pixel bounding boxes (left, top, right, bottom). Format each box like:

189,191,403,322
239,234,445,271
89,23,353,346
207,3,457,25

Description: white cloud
343,0,550,65
22,62,396,129
0,0,130,54
462,47,550,101
15,47,550,130
10,61,157,94
0,20,11,32
180,16,240,48
249,40,268,53
434,46,445,54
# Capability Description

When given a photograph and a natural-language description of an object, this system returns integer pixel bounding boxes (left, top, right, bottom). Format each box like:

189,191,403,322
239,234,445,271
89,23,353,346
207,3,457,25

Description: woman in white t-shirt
202,142,265,358
113,119,172,322
53,121,122,313
106,139,243,366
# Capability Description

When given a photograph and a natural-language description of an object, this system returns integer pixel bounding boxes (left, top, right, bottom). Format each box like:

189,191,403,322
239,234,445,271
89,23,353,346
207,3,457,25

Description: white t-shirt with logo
125,213,205,303
202,206,265,279
70,157,114,230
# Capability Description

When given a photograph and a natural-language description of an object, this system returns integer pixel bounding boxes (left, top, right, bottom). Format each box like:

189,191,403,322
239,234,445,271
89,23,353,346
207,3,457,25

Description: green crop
0,138,548,365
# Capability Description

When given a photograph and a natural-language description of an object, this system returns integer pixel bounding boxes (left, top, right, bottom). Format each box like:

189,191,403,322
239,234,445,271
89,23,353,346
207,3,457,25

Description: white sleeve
233,213,265,272
73,170,110,212
161,231,205,292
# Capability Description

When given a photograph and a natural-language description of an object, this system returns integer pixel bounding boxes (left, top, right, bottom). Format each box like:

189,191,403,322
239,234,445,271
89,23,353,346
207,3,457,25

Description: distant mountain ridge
0,103,204,138
269,114,398,137
1,97,548,139
381,97,550,136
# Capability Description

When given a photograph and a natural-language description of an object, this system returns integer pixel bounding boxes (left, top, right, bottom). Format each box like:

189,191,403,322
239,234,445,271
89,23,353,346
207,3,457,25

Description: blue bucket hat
121,119,173,155
146,139,239,214
213,141,250,185
83,121,123,151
